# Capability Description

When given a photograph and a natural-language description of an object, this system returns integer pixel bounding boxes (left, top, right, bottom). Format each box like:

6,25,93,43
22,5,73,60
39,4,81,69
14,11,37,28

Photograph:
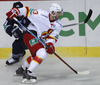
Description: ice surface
0,57,100,85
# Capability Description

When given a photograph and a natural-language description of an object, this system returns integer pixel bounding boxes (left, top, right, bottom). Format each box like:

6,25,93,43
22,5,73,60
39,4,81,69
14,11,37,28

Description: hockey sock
23,56,32,68
27,56,43,72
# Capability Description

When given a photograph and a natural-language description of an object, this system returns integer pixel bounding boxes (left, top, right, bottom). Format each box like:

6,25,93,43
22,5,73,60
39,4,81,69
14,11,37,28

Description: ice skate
6,57,19,65
6,51,26,65
22,70,37,84
16,66,25,76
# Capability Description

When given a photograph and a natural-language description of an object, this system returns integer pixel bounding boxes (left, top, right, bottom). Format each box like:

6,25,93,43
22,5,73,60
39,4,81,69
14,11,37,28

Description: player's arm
3,18,15,36
6,6,29,20
6,6,31,31
45,31,58,54
44,24,62,54
45,30,58,54
45,24,62,44
3,18,23,38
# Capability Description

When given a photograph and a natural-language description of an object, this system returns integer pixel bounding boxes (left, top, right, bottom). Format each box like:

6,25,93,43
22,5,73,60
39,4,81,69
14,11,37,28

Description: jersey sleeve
3,18,15,36
19,6,30,18
45,22,62,45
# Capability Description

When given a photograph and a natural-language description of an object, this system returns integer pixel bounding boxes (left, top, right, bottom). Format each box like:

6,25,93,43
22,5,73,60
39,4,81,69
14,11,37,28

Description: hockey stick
53,52,89,75
63,9,93,27
13,17,89,75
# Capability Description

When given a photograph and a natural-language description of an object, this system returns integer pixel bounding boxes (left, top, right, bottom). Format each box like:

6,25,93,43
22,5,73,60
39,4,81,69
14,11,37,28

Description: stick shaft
53,52,78,74
63,9,93,27
63,22,84,27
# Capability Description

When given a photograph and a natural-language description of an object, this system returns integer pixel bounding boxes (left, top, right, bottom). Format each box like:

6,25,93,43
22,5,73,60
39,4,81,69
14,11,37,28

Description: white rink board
0,0,100,47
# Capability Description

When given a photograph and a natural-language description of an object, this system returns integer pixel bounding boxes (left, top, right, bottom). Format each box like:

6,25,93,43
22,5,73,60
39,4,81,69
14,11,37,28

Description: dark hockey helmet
13,1,23,8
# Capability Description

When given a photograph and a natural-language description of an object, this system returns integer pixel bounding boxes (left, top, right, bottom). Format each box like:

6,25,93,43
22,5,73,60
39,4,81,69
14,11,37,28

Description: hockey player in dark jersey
3,1,28,65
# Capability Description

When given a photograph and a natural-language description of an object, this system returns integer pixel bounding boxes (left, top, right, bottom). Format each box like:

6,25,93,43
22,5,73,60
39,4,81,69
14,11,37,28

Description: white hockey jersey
19,6,62,45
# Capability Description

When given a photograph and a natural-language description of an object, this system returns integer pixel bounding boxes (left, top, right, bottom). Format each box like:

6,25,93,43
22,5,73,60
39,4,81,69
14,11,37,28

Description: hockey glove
12,26,23,38
46,42,55,54
6,8,20,20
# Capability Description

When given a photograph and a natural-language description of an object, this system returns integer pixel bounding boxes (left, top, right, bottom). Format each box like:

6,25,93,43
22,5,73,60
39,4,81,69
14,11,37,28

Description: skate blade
22,78,37,84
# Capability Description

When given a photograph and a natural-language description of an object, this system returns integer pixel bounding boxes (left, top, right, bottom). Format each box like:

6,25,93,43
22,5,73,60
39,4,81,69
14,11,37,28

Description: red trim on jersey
33,56,43,64
41,31,47,36
26,56,32,64
49,14,50,21
48,29,53,34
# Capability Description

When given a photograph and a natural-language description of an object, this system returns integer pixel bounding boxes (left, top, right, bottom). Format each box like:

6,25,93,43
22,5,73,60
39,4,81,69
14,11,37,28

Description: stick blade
77,70,90,75
84,9,93,23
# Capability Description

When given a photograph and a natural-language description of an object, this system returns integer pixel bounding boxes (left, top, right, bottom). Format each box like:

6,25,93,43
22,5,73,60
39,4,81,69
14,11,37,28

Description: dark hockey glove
46,42,55,54
13,1,23,8
12,26,23,38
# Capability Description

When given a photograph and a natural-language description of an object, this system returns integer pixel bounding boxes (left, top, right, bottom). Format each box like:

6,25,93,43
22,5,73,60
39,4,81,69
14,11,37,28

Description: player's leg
22,48,48,83
16,32,48,83
16,56,31,75
16,32,37,75
6,39,27,65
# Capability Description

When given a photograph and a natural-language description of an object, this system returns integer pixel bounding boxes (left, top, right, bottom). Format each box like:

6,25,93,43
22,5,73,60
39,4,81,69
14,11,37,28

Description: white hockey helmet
49,3,63,16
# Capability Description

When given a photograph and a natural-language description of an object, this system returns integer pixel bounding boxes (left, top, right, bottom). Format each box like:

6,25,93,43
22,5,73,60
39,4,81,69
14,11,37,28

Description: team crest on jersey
33,9,38,14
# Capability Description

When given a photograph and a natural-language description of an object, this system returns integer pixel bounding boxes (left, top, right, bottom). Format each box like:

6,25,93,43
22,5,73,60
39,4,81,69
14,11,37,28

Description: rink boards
1,0,100,58
0,47,100,59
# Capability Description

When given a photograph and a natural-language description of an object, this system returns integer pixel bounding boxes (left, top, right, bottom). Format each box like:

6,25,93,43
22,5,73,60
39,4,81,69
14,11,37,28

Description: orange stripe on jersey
25,6,30,18
33,56,43,65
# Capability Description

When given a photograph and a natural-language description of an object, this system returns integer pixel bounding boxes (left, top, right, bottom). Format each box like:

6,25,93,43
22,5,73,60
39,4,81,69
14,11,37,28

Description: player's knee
12,40,20,47
36,48,48,60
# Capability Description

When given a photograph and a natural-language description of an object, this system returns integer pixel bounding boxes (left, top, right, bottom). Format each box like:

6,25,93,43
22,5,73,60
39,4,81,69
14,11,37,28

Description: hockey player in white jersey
6,3,63,83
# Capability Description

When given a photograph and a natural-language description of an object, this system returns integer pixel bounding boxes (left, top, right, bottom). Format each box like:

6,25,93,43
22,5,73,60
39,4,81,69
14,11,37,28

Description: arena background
0,0,100,58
